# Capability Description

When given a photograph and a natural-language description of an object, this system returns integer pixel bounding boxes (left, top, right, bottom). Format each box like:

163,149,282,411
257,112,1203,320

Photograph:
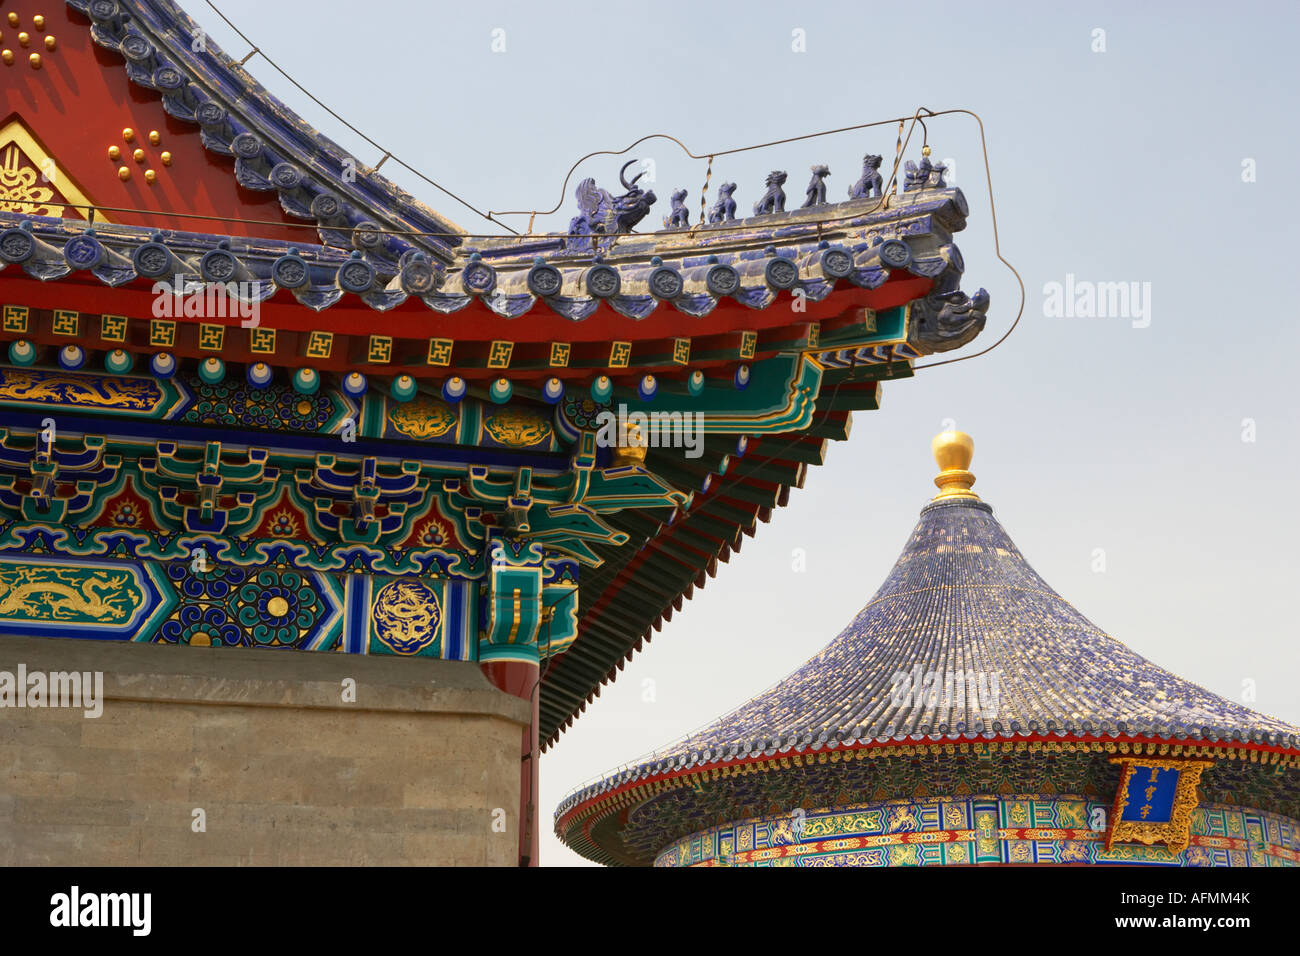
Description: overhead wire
202,0,517,234
24,108,945,244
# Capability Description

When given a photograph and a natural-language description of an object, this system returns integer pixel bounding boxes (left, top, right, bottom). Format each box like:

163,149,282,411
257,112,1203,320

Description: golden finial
921,144,932,157
931,429,978,500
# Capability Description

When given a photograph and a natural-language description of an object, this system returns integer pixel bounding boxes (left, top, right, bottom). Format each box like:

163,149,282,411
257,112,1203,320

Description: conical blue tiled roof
557,434,1300,825
660,494,1300,756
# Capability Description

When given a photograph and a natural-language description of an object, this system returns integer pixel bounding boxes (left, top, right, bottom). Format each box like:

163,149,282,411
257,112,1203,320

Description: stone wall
0,635,529,865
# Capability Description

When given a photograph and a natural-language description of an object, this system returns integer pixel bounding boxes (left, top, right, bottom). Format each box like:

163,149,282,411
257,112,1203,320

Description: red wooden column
481,660,539,867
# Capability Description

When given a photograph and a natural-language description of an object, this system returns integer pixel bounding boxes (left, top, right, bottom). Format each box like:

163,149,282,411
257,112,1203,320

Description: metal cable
697,155,713,232
203,1,516,234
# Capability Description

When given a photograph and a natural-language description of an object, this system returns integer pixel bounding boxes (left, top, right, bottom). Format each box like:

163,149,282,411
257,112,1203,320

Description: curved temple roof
0,0,996,751
556,432,1300,863
0,1,985,336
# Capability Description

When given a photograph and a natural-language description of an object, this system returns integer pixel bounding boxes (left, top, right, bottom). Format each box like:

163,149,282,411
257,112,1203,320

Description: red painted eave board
0,271,930,343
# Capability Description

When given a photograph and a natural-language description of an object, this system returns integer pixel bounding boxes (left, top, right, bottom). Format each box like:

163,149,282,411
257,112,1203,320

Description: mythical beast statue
802,165,831,207
752,171,787,215
907,274,990,354
850,154,884,199
707,182,737,223
567,160,658,253
663,188,690,229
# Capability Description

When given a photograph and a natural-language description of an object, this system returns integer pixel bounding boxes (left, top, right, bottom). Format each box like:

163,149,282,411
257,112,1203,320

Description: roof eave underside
538,371,889,745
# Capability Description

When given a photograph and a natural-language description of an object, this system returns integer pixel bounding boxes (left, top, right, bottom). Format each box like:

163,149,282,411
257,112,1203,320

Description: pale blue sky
197,0,1300,865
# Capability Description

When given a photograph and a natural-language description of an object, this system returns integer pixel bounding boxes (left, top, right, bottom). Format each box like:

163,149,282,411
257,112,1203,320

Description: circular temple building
555,432,1300,867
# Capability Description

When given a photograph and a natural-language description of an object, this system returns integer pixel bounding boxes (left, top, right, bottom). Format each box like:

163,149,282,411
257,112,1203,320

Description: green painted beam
802,415,853,441
724,458,804,487
715,481,782,508
820,388,881,412
768,438,828,466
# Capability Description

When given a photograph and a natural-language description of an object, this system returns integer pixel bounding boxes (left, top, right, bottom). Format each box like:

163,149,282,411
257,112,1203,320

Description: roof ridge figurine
850,153,884,200
662,189,690,230
905,149,948,191
801,164,831,208
567,160,657,253
707,182,737,223
752,170,787,216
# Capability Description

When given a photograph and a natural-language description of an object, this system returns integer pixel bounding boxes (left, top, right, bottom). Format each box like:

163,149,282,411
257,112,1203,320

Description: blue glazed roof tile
0,183,974,326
